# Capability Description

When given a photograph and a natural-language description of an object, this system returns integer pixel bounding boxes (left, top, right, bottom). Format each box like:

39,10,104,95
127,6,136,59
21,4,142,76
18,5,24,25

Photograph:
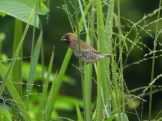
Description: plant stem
149,0,161,120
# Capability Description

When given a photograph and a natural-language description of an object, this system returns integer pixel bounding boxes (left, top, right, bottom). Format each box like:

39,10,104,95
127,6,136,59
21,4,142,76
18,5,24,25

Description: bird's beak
60,36,66,41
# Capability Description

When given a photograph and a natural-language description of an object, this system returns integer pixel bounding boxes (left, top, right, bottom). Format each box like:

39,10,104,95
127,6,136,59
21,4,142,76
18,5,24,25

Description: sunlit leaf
0,0,49,27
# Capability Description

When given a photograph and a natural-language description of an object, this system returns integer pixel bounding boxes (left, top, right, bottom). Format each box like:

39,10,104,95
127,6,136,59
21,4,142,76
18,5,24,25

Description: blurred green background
0,0,162,120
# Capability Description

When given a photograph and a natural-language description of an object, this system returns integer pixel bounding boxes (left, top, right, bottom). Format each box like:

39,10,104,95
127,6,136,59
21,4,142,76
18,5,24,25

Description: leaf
26,31,42,92
44,49,72,121
36,48,55,120
12,19,23,94
0,12,5,17
26,31,42,110
0,0,49,27
54,96,83,111
75,101,84,121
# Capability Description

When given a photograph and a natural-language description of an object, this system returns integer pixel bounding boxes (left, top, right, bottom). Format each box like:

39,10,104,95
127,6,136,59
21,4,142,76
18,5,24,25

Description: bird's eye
65,35,68,39
65,36,70,43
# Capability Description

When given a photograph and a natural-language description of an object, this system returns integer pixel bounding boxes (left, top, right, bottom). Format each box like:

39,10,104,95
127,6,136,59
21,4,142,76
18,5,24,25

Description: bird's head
61,33,77,46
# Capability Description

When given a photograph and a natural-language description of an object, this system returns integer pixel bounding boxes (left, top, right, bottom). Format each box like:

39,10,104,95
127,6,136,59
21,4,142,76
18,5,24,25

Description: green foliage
0,0,49,27
76,101,84,121
12,19,23,96
0,0,162,121
105,113,129,121
26,31,42,110
0,107,12,121
0,6,36,121
26,31,42,92
44,49,72,121
36,47,54,121
0,5,35,97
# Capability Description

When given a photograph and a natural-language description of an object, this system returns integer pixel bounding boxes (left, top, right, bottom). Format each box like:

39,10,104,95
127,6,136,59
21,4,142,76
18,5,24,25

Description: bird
61,33,111,63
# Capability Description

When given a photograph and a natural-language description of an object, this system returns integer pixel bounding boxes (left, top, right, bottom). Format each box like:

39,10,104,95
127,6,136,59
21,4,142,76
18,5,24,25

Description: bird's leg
72,52,89,73
79,66,84,72
72,64,84,73
76,52,82,57
78,62,89,72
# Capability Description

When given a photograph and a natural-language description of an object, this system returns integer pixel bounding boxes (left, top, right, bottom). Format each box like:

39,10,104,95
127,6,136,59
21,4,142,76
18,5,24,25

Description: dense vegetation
0,0,162,121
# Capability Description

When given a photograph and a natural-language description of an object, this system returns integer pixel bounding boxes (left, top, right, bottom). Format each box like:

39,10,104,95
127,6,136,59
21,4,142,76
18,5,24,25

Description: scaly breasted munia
61,33,110,63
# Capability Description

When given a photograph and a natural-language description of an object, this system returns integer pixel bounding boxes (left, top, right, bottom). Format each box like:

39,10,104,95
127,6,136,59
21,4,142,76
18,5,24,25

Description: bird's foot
72,64,84,73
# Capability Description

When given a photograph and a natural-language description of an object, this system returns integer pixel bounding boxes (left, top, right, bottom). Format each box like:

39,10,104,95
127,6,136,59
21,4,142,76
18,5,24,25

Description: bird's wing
80,40,100,54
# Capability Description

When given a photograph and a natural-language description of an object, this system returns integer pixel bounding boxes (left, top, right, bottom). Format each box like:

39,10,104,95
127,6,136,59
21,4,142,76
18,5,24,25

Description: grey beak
60,36,66,41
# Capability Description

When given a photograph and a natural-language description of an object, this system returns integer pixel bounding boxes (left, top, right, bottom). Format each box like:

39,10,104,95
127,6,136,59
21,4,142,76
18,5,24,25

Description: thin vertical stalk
105,0,115,118
96,0,105,120
116,0,124,115
37,47,54,121
149,0,161,120
78,0,92,120
0,33,5,53
12,19,23,121
74,1,83,108
115,0,128,120
104,0,114,117
13,19,22,96
96,62,102,121
26,31,42,111
26,0,39,111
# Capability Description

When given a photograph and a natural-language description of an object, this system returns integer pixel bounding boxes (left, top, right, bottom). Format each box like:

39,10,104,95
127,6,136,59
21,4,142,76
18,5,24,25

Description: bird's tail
103,54,111,57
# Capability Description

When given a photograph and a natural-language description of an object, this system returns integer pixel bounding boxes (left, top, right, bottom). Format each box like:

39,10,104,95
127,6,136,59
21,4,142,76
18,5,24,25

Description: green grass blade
44,49,72,121
105,0,114,53
83,63,92,121
78,0,92,120
26,31,42,108
75,101,84,121
12,18,23,121
96,0,105,120
96,62,102,121
26,31,42,91
12,19,23,95
37,47,55,121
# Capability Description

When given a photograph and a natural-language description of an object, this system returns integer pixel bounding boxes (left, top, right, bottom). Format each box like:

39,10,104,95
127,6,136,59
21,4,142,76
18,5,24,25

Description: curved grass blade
26,31,42,109
75,101,84,121
36,47,55,121
44,49,72,121
78,0,92,120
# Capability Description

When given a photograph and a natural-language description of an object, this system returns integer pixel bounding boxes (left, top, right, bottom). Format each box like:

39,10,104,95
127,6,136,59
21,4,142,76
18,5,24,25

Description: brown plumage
61,33,110,62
